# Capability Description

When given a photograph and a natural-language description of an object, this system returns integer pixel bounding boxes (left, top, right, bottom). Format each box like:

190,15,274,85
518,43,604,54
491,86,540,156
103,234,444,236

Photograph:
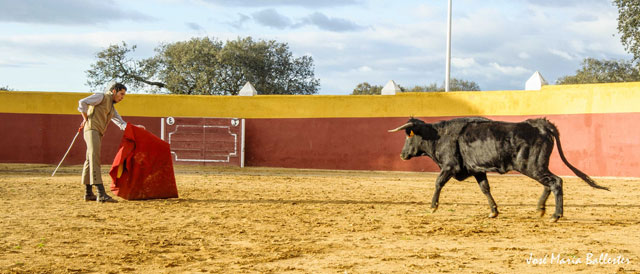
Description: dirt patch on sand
1,164,639,273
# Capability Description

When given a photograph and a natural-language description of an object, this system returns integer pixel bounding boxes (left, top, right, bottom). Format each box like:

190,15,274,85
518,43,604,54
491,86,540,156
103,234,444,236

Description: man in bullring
78,82,128,203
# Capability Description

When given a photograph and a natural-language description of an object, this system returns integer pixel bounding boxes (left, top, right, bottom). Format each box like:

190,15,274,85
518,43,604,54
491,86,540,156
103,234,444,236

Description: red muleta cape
109,124,178,200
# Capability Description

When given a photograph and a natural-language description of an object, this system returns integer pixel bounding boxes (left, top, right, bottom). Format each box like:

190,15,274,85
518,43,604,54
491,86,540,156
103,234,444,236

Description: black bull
388,117,609,222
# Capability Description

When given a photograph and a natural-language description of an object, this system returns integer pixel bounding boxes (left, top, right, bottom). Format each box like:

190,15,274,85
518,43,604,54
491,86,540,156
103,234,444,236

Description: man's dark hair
110,82,127,92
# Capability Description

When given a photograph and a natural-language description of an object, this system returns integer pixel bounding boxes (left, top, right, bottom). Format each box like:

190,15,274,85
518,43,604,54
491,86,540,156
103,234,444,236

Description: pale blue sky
0,0,630,94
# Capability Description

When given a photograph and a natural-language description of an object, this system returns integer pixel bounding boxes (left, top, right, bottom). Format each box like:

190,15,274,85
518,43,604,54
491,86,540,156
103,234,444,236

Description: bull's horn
388,122,413,132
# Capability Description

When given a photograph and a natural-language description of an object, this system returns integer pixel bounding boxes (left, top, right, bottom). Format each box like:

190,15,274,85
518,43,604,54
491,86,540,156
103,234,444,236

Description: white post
445,0,452,92
381,80,401,95
238,82,257,96
525,71,548,90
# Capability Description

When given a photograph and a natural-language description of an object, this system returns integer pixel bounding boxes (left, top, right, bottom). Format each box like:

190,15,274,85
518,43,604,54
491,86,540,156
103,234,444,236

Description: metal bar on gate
161,118,165,141
241,118,245,168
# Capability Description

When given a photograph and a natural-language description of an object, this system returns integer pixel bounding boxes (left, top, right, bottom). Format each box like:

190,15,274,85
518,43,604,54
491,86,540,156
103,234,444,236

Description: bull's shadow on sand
173,197,640,209
167,198,640,224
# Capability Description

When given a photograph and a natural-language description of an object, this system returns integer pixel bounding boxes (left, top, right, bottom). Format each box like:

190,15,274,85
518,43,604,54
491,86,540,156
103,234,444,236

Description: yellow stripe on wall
1,82,639,118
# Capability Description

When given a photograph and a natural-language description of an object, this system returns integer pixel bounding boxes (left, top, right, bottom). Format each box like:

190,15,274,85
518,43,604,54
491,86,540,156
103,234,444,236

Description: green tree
86,37,319,95
559,1,640,85
0,85,12,91
406,83,440,92
85,42,165,93
407,78,481,92
154,37,223,95
614,0,640,62
352,78,480,95
216,37,318,95
351,82,383,95
556,58,640,84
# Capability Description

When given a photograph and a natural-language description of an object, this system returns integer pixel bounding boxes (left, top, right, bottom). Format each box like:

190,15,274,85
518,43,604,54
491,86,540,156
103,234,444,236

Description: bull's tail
544,120,609,191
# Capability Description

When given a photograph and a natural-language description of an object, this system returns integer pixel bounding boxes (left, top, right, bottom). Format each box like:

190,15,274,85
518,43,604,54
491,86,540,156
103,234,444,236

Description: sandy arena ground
1,163,639,273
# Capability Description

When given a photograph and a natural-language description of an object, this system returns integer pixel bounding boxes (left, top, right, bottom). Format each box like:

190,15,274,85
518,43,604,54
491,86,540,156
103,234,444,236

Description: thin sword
51,126,83,177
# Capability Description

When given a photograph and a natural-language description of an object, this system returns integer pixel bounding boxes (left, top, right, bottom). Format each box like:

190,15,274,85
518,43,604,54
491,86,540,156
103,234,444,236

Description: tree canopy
556,58,640,84
351,78,481,95
86,37,320,95
352,82,383,95
614,0,640,62
408,78,481,92
558,1,640,85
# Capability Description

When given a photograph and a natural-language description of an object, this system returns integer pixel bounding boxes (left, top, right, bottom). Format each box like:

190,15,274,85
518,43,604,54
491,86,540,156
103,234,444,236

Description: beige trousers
81,130,103,186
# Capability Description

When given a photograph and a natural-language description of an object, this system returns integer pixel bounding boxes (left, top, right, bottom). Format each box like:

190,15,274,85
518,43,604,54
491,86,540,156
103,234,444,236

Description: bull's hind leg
474,173,499,218
548,175,564,222
529,172,563,222
537,186,551,217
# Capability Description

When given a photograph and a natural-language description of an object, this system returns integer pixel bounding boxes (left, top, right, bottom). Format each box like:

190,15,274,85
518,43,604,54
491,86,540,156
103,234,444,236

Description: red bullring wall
1,82,639,177
243,113,640,177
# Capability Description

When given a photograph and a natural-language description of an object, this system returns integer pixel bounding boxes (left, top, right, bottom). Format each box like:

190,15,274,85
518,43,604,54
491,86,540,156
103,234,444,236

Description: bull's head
388,118,438,160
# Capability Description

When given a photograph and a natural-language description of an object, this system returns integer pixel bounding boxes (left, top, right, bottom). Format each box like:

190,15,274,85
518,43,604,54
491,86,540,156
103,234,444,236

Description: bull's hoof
431,207,438,213
488,211,498,218
536,209,546,218
549,215,561,223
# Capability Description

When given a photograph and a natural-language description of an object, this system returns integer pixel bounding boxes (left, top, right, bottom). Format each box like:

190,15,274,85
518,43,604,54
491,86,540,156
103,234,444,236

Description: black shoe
94,184,117,203
97,194,118,203
84,185,96,201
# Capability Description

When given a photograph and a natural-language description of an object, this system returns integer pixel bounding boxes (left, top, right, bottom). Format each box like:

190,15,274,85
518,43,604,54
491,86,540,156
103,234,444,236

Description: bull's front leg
474,173,499,218
431,170,453,213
